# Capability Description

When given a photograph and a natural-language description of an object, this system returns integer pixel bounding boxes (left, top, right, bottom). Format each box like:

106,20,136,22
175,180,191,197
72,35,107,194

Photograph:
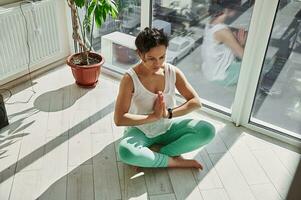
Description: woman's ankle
167,157,203,169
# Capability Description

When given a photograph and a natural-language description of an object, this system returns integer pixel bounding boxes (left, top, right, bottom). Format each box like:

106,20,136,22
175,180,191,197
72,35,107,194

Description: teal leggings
216,61,241,87
118,118,215,168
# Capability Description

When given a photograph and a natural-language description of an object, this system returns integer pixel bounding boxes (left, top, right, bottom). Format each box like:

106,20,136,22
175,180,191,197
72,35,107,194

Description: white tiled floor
0,65,300,200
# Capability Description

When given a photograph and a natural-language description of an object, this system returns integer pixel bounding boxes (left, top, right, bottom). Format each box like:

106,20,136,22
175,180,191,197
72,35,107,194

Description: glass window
112,43,140,70
153,0,254,112
77,0,141,71
251,0,301,136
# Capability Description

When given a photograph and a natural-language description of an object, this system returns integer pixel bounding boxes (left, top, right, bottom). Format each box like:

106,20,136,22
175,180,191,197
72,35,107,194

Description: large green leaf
94,4,104,28
106,0,118,19
106,0,117,12
87,1,96,19
74,0,118,26
102,5,108,23
74,0,85,8
110,5,118,18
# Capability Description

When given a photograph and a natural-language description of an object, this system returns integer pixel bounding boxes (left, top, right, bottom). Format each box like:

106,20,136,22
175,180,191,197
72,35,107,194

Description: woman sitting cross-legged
114,27,215,169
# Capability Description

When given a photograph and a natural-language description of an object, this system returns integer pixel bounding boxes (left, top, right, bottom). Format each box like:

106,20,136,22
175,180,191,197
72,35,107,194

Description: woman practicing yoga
114,27,215,169
201,0,246,86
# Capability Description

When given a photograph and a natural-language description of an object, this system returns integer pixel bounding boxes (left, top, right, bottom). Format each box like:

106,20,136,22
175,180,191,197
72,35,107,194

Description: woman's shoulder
165,62,178,71
166,62,181,72
165,63,183,82
121,71,134,86
123,65,141,84
210,23,229,32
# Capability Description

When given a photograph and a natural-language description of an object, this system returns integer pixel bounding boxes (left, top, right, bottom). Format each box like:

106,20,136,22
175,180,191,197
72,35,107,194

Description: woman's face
139,45,167,73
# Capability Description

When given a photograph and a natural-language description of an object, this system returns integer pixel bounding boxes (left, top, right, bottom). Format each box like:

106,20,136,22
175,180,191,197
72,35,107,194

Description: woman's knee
194,121,215,142
118,140,135,164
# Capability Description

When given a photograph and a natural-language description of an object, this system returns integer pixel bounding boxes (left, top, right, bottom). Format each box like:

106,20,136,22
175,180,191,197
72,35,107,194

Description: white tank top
126,63,176,138
201,23,235,81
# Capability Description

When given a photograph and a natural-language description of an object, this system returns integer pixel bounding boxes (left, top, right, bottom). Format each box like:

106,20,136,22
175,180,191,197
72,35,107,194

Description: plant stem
90,13,95,51
84,0,89,64
76,7,84,52
67,0,88,52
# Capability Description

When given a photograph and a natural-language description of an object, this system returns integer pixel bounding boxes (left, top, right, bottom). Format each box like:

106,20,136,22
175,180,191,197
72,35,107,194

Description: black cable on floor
0,1,38,104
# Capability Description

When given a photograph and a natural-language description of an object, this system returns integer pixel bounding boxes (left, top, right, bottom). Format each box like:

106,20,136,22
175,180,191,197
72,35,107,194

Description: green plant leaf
87,1,96,18
70,0,119,53
107,0,117,12
102,5,107,22
94,4,104,28
74,0,85,8
106,0,118,19
110,5,118,18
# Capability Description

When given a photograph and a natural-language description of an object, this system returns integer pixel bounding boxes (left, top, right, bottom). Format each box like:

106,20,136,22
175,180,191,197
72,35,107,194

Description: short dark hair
135,27,169,53
209,0,241,17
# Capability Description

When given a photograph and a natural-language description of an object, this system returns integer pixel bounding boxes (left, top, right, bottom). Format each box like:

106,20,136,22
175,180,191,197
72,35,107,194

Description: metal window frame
141,0,152,29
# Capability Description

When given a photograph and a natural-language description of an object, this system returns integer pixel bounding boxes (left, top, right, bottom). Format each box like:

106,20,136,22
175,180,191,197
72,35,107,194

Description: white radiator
0,0,61,81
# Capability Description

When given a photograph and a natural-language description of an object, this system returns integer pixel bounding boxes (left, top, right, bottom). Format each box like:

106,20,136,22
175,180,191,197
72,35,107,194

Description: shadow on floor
1,83,89,157
2,99,297,199
0,101,115,185
35,121,245,200
34,84,89,112
286,161,301,200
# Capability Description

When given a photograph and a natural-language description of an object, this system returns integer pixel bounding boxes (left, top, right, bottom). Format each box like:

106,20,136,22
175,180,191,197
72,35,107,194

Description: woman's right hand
152,91,166,119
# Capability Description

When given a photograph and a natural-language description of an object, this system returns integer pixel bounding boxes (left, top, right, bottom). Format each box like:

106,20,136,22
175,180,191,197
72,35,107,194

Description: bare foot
168,157,203,170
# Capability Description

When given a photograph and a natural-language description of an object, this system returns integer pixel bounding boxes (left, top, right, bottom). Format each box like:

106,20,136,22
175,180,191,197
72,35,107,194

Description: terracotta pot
67,52,104,88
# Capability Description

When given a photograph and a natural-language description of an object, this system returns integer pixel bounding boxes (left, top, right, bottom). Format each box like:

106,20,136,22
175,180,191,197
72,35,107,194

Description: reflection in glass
153,0,253,112
78,0,141,52
251,0,301,136
201,0,245,87
112,43,140,70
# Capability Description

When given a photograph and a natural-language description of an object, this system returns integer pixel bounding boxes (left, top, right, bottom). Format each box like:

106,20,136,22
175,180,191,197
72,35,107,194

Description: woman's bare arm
215,28,244,59
170,68,202,118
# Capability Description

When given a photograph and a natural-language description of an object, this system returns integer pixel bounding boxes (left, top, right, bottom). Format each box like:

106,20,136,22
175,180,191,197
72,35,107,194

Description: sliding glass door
250,0,301,138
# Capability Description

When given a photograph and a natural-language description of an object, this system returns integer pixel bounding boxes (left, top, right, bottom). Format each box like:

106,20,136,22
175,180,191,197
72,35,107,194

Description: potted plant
66,0,118,87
